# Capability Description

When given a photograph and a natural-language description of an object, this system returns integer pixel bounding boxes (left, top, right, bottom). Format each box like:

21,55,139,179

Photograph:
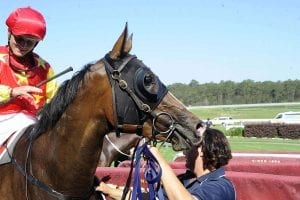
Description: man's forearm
150,147,195,200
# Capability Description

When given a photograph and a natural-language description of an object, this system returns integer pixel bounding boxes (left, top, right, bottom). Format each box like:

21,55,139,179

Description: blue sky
1,1,300,85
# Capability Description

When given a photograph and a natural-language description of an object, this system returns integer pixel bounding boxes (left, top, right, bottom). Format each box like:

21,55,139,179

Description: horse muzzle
169,124,200,151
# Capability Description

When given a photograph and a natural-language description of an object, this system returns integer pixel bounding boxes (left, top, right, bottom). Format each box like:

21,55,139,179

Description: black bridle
102,54,179,144
103,54,197,148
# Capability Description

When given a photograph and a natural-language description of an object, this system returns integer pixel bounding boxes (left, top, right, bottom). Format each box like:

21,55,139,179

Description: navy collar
196,167,226,183
184,167,226,189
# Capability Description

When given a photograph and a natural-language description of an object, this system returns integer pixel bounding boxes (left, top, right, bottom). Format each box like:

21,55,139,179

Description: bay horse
98,132,140,167
0,24,202,199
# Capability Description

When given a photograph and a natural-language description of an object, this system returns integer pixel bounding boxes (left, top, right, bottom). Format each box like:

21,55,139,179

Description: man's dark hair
183,128,232,173
201,128,232,170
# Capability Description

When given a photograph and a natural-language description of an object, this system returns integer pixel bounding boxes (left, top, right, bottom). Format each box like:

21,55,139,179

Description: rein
129,142,164,200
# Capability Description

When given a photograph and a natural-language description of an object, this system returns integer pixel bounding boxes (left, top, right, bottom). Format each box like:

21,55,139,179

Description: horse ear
124,33,133,54
110,23,132,59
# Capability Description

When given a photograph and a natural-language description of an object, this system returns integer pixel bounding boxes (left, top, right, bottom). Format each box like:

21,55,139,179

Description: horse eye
144,74,154,86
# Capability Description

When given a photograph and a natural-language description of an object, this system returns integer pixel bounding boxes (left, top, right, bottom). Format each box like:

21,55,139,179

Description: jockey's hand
11,86,42,100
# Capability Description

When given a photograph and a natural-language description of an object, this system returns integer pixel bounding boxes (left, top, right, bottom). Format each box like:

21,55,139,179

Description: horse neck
31,64,112,192
27,121,105,195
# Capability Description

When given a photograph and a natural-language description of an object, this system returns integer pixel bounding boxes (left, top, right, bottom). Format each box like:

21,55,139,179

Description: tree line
167,79,300,106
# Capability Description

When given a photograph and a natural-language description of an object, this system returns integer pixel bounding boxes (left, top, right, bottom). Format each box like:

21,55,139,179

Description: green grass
190,104,300,119
158,146,176,161
159,137,300,161
228,137,300,153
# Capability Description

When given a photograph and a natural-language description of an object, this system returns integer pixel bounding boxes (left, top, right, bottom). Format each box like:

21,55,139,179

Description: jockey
0,7,58,140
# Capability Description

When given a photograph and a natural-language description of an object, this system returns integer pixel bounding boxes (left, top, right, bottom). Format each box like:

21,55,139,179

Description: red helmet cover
6,7,46,40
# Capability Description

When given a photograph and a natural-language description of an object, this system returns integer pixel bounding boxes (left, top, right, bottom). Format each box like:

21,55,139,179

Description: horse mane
29,63,93,140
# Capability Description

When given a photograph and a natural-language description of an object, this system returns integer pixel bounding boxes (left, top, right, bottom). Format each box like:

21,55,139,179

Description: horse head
104,23,202,151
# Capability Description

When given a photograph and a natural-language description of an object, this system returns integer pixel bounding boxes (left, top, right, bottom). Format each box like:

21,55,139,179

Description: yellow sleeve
45,68,59,103
0,85,12,104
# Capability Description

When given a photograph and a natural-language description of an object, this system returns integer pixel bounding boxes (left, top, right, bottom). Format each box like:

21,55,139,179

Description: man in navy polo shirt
151,128,236,200
96,128,236,200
